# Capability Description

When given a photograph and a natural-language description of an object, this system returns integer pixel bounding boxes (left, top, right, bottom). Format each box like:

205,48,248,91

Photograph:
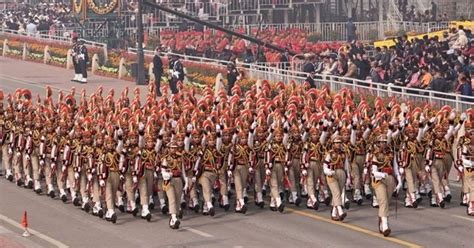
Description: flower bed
5,39,23,58
26,43,45,62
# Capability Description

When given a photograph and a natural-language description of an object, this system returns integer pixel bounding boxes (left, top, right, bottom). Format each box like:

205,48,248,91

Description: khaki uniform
161,152,184,216
303,141,325,203
139,147,157,207
426,138,448,202
324,152,347,207
104,149,120,211
2,119,14,178
371,150,396,218
231,144,250,207
198,147,219,210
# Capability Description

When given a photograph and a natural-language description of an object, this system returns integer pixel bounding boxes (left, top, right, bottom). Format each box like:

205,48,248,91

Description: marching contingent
0,81,473,237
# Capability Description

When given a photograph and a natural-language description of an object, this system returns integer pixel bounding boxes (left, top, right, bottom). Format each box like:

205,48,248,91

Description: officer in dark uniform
71,36,81,82
153,47,164,96
77,39,89,83
169,55,184,95
226,61,238,96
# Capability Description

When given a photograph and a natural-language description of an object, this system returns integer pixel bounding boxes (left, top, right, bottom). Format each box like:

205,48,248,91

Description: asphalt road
1,57,473,248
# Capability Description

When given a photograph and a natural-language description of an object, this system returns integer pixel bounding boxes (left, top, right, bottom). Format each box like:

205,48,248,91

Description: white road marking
182,227,214,238
0,213,69,248
453,215,474,222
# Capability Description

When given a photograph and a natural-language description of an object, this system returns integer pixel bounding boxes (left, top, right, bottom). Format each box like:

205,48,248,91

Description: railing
127,47,474,112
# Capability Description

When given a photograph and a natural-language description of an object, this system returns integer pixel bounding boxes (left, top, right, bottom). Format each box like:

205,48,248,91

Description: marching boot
255,192,264,208
468,202,474,216
323,190,331,206
222,195,230,211
178,209,184,219
16,177,23,187
443,186,452,203
192,198,200,213
419,185,427,196
292,192,301,207
72,192,80,206
236,199,247,214
129,200,139,216
82,197,91,213
149,195,155,210
169,214,180,229
461,193,468,206
243,188,249,204
342,191,350,210
276,196,285,213
378,217,383,233
364,184,373,200
26,176,33,189
72,74,79,82
76,74,83,83
180,194,187,210
353,189,363,205
381,217,391,237
105,209,117,224
34,180,42,194
307,196,319,210
430,195,439,207
438,193,446,208
6,170,13,182
47,184,55,198
301,185,308,198
207,202,215,217
415,191,422,204
92,202,104,218
331,207,339,221
141,205,152,222
80,77,87,84
404,195,413,208
117,197,125,212
411,193,418,208
372,195,379,208
337,206,347,221
160,199,168,215
269,198,277,211
60,189,68,203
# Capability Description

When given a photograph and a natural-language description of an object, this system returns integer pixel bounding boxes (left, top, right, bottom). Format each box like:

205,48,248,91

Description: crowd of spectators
303,26,474,99
1,2,74,38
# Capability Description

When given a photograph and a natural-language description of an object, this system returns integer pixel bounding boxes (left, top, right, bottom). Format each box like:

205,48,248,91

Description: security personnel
266,127,286,213
456,118,474,216
77,39,89,83
226,61,239,96
71,36,81,82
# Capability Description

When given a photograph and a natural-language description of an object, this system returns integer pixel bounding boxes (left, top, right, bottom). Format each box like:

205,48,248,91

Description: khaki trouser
80,170,88,199
234,165,248,201
106,171,120,211
55,160,66,191
31,149,40,182
270,162,284,201
351,155,365,190
2,144,11,172
164,177,183,215
43,157,53,188
442,154,453,188
289,158,300,193
254,159,264,194
464,169,474,200
186,174,198,200
307,160,322,198
67,166,77,194
22,152,32,181
415,153,427,185
156,174,165,204
372,175,395,217
92,175,102,203
218,165,228,197
139,169,154,206
199,171,217,205
431,159,446,195
405,156,419,194
12,150,22,179
124,171,135,204
327,169,346,207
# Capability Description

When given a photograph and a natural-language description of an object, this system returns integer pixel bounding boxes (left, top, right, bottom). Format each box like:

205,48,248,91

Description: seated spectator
429,70,450,93
455,73,473,101
344,57,358,78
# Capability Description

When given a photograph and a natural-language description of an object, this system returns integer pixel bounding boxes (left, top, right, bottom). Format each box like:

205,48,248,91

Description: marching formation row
0,82,473,235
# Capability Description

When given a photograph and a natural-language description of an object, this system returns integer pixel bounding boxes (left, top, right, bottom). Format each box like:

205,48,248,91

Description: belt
466,168,474,173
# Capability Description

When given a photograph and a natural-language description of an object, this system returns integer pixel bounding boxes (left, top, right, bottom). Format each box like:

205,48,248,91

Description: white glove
363,167,368,175
51,163,55,169
154,172,158,179
458,166,464,172
461,113,467,121
61,165,67,173
168,69,173,74
449,111,456,120
133,176,138,184
117,128,123,137
399,167,404,175
187,123,193,132
419,114,425,123
191,176,197,183
171,120,177,129
265,169,271,176
352,116,358,124
99,179,105,187
284,166,289,173
162,171,171,181
39,160,45,166
8,147,12,155
87,174,93,181
425,165,431,173
79,54,85,60
216,124,222,132
304,163,309,169
429,117,436,124
395,182,402,193
138,122,145,132
16,152,21,158
172,71,180,78
227,170,233,178
250,121,257,130
248,167,254,174
301,169,308,177
25,154,31,161
323,167,334,176
119,175,125,181
74,172,80,180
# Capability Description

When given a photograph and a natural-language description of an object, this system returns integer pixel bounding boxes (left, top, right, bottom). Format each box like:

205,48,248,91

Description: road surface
0,57,473,248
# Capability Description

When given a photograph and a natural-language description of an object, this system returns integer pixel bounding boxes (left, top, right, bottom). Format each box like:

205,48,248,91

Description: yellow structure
374,21,474,48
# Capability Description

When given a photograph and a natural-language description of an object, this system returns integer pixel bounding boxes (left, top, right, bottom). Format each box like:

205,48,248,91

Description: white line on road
182,227,214,238
453,215,474,222
0,213,69,248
